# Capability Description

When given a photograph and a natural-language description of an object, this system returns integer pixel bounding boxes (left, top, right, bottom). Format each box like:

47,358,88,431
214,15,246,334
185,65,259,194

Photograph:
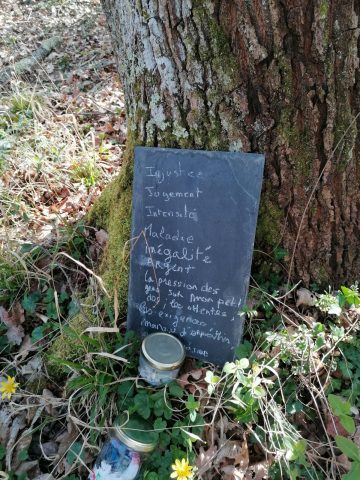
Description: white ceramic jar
139,332,185,386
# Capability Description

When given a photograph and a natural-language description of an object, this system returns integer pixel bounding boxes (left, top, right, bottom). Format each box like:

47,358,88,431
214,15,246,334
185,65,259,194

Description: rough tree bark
91,0,359,309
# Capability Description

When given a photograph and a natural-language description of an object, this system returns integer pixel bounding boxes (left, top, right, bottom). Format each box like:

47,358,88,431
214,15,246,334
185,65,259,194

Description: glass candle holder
89,415,157,480
139,332,185,386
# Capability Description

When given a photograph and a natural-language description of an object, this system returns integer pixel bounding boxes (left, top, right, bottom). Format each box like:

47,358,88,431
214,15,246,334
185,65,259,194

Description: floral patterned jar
139,332,185,386
89,415,157,480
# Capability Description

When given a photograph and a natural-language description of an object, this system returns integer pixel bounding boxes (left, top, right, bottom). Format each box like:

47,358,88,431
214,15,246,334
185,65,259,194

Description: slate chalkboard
127,147,264,365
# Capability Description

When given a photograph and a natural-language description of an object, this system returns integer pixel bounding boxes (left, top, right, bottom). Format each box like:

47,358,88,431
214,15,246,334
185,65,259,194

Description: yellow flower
171,458,193,480
0,376,19,400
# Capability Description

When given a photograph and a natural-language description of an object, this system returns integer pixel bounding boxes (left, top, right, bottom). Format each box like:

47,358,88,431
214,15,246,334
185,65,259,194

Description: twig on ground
0,36,61,85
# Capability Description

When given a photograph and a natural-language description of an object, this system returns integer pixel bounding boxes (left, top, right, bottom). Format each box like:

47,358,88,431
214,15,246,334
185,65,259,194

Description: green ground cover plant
1,1,359,479
1,231,359,479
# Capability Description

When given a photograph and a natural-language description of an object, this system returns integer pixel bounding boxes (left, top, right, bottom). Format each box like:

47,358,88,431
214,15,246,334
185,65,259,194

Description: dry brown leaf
177,368,207,393
95,228,108,246
41,440,59,459
337,453,352,471
89,244,102,260
0,405,13,444
13,432,33,470
302,315,316,326
244,461,270,480
190,368,205,380
217,415,241,437
99,121,114,133
55,418,78,466
221,464,245,480
15,460,39,477
216,440,243,465
341,307,360,327
196,445,218,476
235,435,249,470
353,425,360,449
0,303,25,345
20,356,43,378
326,413,349,439
15,335,37,362
6,413,27,470
24,397,44,424
42,389,60,416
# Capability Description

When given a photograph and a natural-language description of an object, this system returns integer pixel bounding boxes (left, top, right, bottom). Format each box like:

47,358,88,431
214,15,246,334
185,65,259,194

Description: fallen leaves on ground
0,3,120,476
0,303,25,345
0,0,125,244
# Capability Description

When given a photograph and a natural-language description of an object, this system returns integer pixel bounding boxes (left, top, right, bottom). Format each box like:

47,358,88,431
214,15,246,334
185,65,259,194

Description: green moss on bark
277,54,293,98
87,4,273,315
319,0,329,19
87,135,134,315
193,4,239,94
278,109,314,180
333,96,357,172
255,181,284,249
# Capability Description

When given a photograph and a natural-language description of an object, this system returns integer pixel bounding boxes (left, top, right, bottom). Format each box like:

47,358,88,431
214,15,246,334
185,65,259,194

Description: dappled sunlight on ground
0,0,126,245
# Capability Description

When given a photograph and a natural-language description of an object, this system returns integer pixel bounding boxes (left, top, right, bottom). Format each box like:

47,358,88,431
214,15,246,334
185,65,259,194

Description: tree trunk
91,0,359,310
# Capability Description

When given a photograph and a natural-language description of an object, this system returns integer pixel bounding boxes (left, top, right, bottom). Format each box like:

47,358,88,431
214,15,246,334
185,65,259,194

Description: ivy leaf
134,393,151,419
159,432,171,449
59,291,70,303
163,401,173,420
44,288,55,303
329,394,351,416
168,381,183,398
180,428,205,443
189,410,197,422
286,401,304,414
205,371,220,394
68,299,80,317
153,418,167,433
335,436,360,462
223,362,236,374
237,358,250,369
31,321,57,342
117,381,135,397
32,325,46,342
18,449,28,461
145,473,159,480
235,340,253,360
337,360,353,379
66,442,84,465
152,398,164,417
46,301,58,319
343,462,360,480
274,246,288,261
185,395,200,412
315,336,326,350
16,473,28,480
341,286,360,306
286,439,307,462
340,414,356,435
22,292,41,313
